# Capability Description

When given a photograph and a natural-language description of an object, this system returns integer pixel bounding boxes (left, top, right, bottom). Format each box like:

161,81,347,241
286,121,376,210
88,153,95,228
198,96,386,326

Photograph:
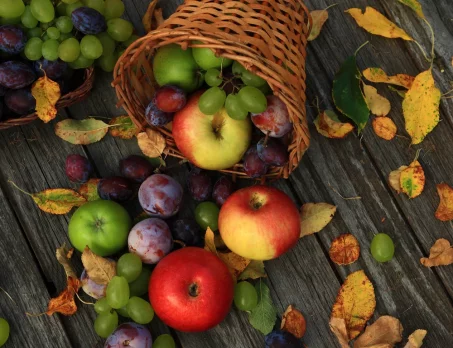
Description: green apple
153,44,202,92
172,92,252,170
192,41,233,70
68,200,131,256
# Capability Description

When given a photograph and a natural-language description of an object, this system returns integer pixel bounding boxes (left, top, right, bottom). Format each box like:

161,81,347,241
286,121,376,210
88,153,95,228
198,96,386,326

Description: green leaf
238,260,267,280
248,280,277,335
148,157,166,169
332,55,370,132
397,0,425,19
55,119,109,145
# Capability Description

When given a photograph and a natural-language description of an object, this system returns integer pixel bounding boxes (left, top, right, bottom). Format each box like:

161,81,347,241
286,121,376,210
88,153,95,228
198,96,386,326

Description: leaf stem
324,3,338,11
441,88,453,97
8,180,32,197
412,40,431,63
74,292,95,306
422,18,436,69
0,286,16,305
354,41,369,56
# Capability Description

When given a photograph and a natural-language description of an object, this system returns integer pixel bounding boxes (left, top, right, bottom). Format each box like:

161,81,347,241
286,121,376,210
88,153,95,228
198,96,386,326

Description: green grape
96,32,115,56
27,27,42,39
116,306,130,318
24,37,43,60
94,310,118,338
225,93,248,120
85,0,105,15
40,21,52,31
21,6,38,29
0,318,10,347
42,39,60,61
154,334,176,348
69,53,93,69
65,1,83,16
129,267,151,297
56,3,67,16
126,296,154,324
80,35,103,59
94,297,111,314
198,87,226,115
58,38,80,62
237,86,267,113
106,276,130,309
234,281,258,311
241,70,266,88
370,233,395,263
30,0,55,23
62,0,80,4
204,68,222,87
104,0,125,20
47,27,60,40
257,82,272,96
0,16,21,25
117,253,142,283
232,60,246,75
122,34,139,48
107,18,133,42
56,16,73,34
0,0,25,19
194,202,220,231
59,32,74,42
42,33,50,41
96,53,117,72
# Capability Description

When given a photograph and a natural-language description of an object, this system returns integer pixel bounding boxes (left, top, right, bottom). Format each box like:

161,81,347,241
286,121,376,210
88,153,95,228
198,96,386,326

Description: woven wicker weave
113,0,311,179
0,67,95,131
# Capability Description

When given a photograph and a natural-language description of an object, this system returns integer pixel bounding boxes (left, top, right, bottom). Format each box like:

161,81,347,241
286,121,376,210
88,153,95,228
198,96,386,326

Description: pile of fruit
0,0,137,119
144,43,293,177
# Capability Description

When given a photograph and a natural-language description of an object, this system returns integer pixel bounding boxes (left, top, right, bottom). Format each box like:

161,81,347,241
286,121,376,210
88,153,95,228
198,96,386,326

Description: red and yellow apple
149,247,234,332
172,92,252,170
218,185,300,260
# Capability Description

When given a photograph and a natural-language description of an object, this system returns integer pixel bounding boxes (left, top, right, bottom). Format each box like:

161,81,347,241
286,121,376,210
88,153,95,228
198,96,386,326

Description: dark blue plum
4,88,35,115
171,219,204,247
65,154,92,183
120,155,154,183
0,61,36,89
0,25,26,54
144,100,173,126
71,7,107,35
34,59,68,80
256,137,288,166
243,146,268,178
187,167,212,201
265,330,300,348
212,176,234,206
98,177,134,202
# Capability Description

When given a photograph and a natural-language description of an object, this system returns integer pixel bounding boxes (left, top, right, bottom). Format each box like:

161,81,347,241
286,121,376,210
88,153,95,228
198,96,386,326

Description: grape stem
74,292,94,306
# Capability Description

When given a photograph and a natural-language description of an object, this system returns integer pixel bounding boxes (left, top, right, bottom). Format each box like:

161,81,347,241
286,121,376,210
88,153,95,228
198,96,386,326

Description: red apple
172,92,252,170
149,247,234,332
218,185,300,260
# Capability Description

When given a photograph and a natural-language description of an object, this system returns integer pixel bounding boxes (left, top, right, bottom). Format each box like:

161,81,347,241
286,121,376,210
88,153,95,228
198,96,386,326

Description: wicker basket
0,67,95,130
113,0,311,179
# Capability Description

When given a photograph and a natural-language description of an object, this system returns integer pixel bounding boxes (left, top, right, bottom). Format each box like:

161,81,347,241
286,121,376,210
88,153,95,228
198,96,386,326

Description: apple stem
188,283,199,297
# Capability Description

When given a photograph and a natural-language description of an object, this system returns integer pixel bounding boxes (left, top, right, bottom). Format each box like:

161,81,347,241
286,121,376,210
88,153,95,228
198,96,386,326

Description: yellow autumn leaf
397,0,425,19
346,7,413,41
308,10,329,41
404,329,427,348
400,160,425,199
137,128,166,158
31,74,61,123
403,70,441,144
388,165,408,193
420,239,453,267
299,202,336,238
363,84,391,116
353,316,403,348
372,117,397,140
363,67,414,89
314,110,354,139
435,183,453,221
331,270,376,340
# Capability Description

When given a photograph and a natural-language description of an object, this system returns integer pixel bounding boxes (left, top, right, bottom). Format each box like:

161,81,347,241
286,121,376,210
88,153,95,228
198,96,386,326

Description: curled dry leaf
81,246,116,285
308,10,328,41
78,178,101,202
238,260,267,280
329,234,360,266
363,68,414,89
353,316,403,348
420,239,453,267
314,110,354,139
55,119,109,145
300,202,337,238
435,183,453,221
31,74,61,123
388,166,408,193
142,0,164,32
397,0,425,19
400,160,425,199
137,128,166,158
403,70,441,145
404,329,427,348
281,305,306,339
330,317,350,348
346,7,412,40
47,276,81,316
372,117,397,141
363,84,391,116
109,116,139,139
331,270,376,340
56,244,77,280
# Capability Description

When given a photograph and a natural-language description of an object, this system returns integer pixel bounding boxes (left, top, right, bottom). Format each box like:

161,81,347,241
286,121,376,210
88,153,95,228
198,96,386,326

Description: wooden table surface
1,0,453,347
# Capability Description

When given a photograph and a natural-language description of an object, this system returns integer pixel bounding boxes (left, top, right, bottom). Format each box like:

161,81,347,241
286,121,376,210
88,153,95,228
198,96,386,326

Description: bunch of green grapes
198,61,272,120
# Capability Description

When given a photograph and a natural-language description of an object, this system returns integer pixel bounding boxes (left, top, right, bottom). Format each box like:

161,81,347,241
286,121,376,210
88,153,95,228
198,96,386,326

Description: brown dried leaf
329,234,360,265
435,183,453,221
78,178,101,202
353,316,403,348
109,116,139,139
372,117,397,140
300,203,337,237
281,305,306,339
308,10,329,41
420,239,453,267
56,244,77,279
46,277,80,316
363,68,414,89
137,128,166,158
404,329,427,348
142,0,164,32
81,247,116,285
314,110,355,139
388,166,408,193
363,84,391,116
330,317,350,348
